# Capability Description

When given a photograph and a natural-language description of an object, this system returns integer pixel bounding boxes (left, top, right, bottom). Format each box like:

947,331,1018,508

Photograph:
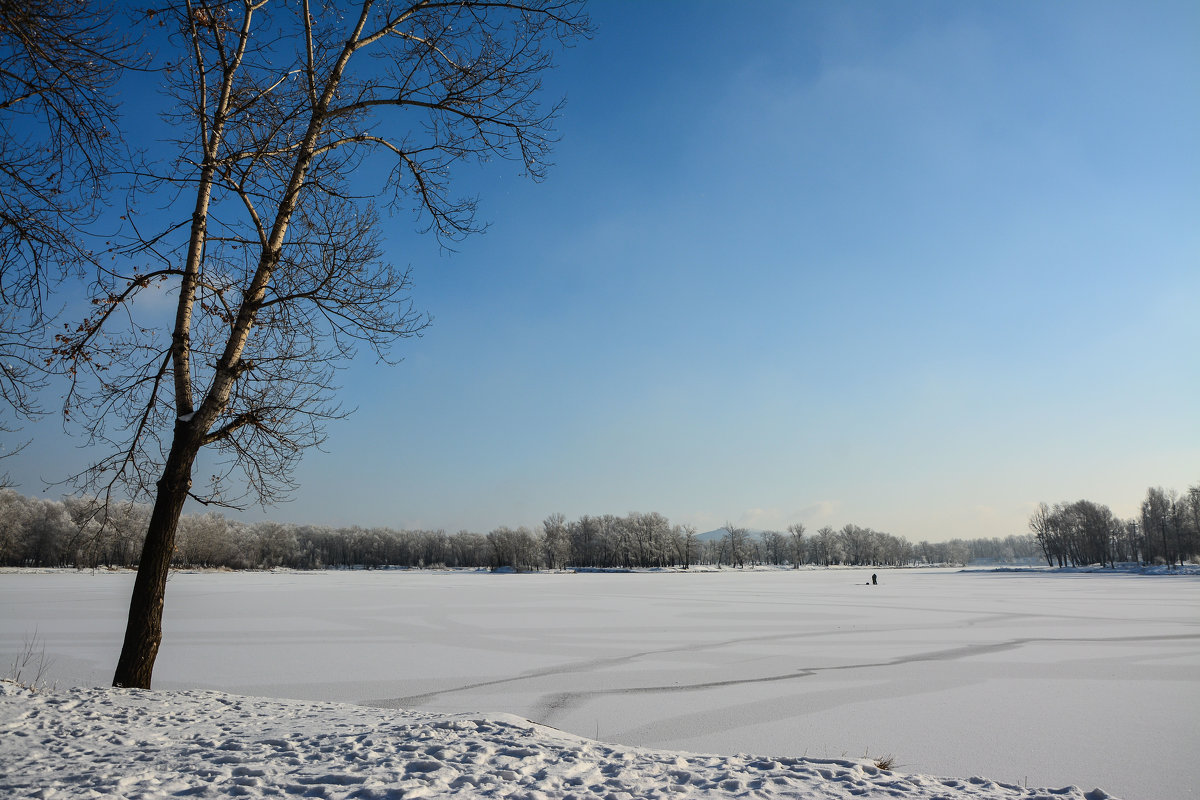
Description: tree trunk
112,424,199,689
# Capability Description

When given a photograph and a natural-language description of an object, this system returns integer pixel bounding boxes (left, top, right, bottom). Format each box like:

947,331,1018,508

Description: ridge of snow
0,682,1119,800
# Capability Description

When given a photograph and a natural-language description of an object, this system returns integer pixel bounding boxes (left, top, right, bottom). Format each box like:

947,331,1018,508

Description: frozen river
1,567,1196,800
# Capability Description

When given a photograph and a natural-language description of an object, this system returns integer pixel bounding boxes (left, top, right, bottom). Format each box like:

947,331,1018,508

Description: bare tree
1028,501,1056,566
676,523,696,569
1,0,140,488
542,512,568,570
811,525,839,566
487,525,541,571
1140,487,1173,566
41,0,588,688
839,524,873,566
0,0,139,417
758,530,784,565
786,522,805,568
1186,484,1200,560
722,521,749,568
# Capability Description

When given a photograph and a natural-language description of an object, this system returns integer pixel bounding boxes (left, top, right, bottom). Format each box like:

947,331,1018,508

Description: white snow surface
3,567,1197,800
1,681,1118,799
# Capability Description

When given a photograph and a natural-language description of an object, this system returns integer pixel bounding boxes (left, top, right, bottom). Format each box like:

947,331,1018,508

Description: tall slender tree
44,0,588,689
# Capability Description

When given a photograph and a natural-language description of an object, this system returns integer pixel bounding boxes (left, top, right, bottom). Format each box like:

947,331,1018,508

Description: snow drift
1,682,1118,799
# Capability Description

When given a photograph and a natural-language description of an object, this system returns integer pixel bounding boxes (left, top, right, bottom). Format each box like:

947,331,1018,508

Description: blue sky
7,0,1198,541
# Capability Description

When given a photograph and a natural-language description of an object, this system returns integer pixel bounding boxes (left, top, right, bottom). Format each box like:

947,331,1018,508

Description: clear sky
5,1,1198,541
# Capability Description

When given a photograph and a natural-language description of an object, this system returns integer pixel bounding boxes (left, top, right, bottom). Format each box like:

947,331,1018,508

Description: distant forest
1,484,1196,572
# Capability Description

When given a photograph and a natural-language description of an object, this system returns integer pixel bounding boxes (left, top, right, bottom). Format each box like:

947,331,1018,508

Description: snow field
2,567,1197,799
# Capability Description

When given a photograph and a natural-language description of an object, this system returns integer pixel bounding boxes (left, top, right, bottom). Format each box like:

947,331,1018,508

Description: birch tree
48,0,588,689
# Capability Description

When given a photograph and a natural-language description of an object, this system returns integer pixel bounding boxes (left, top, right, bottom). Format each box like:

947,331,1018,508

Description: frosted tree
676,524,697,569
786,522,805,568
723,522,749,568
542,513,569,570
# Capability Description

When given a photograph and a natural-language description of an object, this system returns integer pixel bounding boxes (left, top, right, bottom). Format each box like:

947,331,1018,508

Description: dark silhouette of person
871,573,877,585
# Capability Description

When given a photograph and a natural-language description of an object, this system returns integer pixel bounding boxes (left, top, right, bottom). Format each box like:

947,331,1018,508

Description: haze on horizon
3,0,1197,542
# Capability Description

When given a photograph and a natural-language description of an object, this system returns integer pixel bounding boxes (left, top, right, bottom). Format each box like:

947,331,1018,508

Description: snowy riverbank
1,682,1120,799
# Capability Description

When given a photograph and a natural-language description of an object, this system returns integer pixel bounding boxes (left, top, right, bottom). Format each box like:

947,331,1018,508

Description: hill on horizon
695,527,769,542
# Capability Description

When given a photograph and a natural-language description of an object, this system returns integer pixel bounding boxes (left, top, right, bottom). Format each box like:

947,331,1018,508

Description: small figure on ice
871,573,877,585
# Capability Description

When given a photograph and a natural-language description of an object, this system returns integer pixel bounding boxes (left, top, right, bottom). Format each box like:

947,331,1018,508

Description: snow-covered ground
2,567,1196,800
2,681,1122,800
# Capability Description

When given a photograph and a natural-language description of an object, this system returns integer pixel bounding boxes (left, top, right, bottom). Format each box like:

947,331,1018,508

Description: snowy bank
0,682,1118,800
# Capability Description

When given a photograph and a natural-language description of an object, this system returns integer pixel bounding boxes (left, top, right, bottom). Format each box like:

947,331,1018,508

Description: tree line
0,488,1062,571
1028,484,1200,568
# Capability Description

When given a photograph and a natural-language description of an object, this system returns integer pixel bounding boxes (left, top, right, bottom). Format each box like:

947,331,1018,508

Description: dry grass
6,630,55,692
